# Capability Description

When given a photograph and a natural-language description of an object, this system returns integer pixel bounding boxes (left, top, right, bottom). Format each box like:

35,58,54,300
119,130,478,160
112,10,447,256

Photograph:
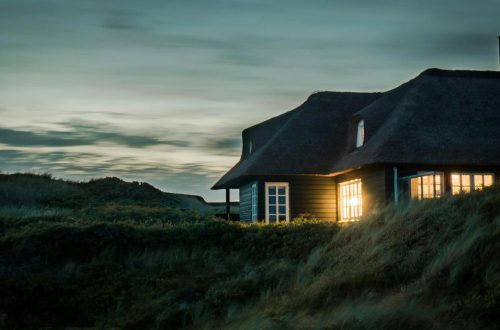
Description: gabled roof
213,69,500,189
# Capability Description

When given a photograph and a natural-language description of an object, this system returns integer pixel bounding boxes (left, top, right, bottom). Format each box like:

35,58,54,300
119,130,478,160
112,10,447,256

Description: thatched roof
213,69,500,189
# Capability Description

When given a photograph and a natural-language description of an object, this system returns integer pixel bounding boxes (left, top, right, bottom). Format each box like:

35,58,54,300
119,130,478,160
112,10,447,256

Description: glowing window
339,179,362,221
451,173,494,195
356,120,364,148
410,173,442,200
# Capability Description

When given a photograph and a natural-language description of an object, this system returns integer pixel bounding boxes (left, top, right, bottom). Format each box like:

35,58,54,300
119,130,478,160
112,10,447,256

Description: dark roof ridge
306,90,381,102
243,102,302,133
243,91,379,133
419,68,500,79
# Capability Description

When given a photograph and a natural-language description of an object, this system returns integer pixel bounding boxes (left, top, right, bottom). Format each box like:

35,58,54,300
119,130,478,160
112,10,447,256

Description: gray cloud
201,137,241,156
0,122,191,148
102,8,143,31
0,128,82,147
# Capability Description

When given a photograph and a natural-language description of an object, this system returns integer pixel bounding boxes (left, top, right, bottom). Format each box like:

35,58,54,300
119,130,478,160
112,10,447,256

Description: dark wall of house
254,175,337,221
335,166,388,217
237,165,500,223
239,181,256,222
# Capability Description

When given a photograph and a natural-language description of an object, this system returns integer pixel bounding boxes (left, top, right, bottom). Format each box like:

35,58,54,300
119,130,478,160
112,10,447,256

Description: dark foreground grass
1,186,499,329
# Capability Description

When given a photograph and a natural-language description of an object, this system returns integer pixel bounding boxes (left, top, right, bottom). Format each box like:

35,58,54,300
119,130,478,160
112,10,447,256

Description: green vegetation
0,175,499,329
0,173,222,224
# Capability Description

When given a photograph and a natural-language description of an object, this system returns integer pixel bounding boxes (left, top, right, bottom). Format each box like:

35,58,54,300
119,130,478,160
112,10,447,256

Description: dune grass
0,186,499,329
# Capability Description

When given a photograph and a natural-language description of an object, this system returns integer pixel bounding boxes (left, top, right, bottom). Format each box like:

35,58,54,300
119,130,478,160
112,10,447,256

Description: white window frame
451,172,495,195
251,183,257,223
338,179,362,222
356,120,364,148
264,182,290,224
407,172,444,200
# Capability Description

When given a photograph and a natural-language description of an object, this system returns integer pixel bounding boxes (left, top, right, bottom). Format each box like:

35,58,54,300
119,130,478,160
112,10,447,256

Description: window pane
461,175,471,192
418,177,422,199
435,175,441,197
356,120,364,147
267,183,288,223
278,215,286,222
451,174,460,195
422,175,432,198
474,175,483,190
484,175,493,187
339,179,362,221
410,174,443,199
410,177,420,199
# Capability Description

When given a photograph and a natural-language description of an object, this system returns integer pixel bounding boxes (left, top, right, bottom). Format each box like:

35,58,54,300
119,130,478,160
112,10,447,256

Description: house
212,69,500,223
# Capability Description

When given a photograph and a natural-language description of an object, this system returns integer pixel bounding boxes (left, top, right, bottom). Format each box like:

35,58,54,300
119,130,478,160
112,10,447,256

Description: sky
0,0,499,201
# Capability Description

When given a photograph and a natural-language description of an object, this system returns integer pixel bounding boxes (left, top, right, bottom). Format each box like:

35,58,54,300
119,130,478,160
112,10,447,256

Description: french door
265,182,289,224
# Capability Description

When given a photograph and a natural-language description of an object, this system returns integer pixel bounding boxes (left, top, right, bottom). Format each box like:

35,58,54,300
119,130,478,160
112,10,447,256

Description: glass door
265,182,289,224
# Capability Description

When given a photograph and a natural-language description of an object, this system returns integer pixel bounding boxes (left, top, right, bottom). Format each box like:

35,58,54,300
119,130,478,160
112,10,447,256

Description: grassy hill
0,182,499,329
0,173,238,222
0,173,208,209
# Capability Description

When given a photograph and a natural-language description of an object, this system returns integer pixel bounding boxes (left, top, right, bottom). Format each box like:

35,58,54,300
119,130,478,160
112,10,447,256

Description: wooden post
225,188,231,221
497,36,500,69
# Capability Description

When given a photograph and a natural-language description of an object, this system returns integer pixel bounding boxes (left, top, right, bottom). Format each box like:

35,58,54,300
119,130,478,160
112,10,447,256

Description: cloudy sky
1,0,499,201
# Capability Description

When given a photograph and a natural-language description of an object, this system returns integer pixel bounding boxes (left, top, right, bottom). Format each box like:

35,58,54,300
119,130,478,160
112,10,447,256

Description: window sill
338,219,360,223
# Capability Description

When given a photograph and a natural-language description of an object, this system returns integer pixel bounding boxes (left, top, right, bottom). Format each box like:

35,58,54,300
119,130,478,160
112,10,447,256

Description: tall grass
0,186,499,329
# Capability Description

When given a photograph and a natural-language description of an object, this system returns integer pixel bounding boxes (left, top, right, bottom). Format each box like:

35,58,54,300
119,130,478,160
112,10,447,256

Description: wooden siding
238,164,500,223
239,181,255,222
335,166,388,218
256,176,337,221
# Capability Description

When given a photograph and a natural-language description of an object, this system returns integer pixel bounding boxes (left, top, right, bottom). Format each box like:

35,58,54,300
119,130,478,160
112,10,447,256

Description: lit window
339,179,362,221
265,182,289,223
356,120,364,148
251,183,257,223
410,173,442,200
451,173,494,195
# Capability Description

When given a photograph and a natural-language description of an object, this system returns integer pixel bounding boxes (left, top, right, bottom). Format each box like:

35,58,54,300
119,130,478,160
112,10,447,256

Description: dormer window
356,120,364,148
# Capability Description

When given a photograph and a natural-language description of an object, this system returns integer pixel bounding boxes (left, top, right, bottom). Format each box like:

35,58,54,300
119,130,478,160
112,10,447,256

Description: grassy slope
0,173,225,224
0,185,499,329
0,173,209,209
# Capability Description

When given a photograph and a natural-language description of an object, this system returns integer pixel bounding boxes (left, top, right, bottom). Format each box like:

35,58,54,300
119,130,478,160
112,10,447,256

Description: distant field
0,174,499,329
